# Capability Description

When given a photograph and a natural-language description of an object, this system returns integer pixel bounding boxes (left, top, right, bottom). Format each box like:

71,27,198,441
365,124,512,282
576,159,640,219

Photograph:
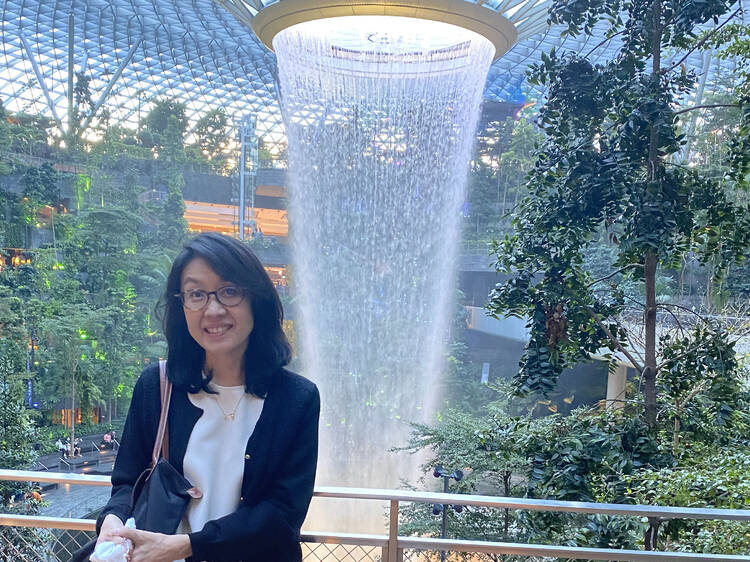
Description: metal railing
1,470,749,561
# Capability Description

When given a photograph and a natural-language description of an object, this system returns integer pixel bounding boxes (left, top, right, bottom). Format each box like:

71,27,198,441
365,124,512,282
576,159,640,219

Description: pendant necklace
213,392,245,421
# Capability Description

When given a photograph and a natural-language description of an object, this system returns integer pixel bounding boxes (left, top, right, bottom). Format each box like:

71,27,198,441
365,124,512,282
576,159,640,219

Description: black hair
157,232,291,396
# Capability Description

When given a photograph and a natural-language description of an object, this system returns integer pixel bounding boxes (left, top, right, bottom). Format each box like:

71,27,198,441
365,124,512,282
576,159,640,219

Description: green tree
139,98,188,153
626,448,750,553
487,0,750,426
464,117,541,242
0,346,49,560
0,100,12,174
39,305,102,447
704,22,750,192
0,349,38,479
7,113,54,157
475,0,750,552
67,71,96,153
193,108,231,171
21,162,59,205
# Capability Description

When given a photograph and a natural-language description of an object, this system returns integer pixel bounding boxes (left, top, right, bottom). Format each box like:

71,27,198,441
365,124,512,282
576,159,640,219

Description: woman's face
180,257,254,363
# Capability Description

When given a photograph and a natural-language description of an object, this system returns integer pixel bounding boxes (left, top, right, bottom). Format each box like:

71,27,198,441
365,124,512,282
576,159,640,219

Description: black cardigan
97,363,320,562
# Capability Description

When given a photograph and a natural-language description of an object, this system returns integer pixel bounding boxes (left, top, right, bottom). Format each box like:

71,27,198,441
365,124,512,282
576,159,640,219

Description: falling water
274,16,495,530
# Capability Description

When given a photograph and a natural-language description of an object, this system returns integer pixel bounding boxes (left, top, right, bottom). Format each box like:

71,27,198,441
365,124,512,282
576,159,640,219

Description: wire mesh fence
0,526,94,561
0,527,387,562
302,542,383,561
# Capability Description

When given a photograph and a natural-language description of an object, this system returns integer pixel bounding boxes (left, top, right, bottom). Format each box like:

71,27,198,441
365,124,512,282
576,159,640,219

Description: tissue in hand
89,517,136,562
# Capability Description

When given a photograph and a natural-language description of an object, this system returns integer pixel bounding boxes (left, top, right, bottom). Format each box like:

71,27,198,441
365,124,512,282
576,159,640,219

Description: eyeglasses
175,286,246,311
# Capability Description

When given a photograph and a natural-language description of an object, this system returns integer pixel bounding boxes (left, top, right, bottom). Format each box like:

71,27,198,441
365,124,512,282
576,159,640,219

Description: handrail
0,469,110,486
0,513,95,531
398,537,750,561
0,470,748,562
1,470,749,521
0,512,747,562
313,486,750,521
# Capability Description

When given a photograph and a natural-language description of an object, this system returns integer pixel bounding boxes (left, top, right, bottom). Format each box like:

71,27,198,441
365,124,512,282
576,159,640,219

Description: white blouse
174,383,264,561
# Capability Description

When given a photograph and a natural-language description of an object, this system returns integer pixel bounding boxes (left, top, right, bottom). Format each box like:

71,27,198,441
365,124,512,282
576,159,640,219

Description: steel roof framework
0,0,739,147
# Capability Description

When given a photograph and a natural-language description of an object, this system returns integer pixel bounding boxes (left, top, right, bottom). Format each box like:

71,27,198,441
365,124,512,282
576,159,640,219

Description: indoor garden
0,0,748,560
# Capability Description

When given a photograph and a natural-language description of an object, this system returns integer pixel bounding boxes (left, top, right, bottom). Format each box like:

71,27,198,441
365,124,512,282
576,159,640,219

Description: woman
95,233,320,561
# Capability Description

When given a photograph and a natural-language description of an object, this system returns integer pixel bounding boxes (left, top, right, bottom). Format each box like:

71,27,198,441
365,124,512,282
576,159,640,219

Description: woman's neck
204,353,244,387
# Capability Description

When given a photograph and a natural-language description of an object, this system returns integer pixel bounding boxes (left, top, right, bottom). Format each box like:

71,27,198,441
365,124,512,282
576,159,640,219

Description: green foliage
625,448,750,553
0,104,191,438
404,374,749,552
404,1,750,556
21,162,59,206
402,393,670,550
193,108,231,172
0,340,38,508
487,0,750,413
703,23,750,190
464,117,541,242
67,70,96,152
658,323,749,453
5,113,54,157
0,349,37,475
139,98,188,153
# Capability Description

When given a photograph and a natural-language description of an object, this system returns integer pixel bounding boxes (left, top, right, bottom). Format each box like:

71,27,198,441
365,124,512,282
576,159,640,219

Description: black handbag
72,361,200,561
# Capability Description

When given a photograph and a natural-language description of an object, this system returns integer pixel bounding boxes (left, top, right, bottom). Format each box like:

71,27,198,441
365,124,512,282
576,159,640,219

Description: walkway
30,436,117,519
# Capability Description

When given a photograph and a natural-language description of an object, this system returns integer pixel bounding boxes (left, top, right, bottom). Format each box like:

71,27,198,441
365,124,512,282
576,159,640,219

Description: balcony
1,470,749,561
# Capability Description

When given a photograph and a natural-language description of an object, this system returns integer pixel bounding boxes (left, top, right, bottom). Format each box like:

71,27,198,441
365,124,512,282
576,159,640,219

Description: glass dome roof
0,0,735,145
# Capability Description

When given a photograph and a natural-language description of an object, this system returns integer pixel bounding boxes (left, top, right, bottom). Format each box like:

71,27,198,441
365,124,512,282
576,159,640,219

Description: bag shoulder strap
152,359,172,466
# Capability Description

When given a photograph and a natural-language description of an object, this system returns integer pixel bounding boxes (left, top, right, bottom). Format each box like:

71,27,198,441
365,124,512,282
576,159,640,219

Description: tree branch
622,293,645,308
586,306,644,373
657,304,686,336
655,341,706,372
586,263,643,287
663,7,742,75
612,315,647,366
658,302,708,323
674,103,740,116
585,29,626,58
678,380,709,412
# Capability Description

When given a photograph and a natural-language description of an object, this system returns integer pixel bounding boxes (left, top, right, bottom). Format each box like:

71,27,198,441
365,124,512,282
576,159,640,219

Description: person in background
55,438,65,459
94,233,320,562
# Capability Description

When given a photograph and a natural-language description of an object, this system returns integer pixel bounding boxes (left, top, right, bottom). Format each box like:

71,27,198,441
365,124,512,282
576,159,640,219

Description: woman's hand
114,527,192,562
96,513,126,547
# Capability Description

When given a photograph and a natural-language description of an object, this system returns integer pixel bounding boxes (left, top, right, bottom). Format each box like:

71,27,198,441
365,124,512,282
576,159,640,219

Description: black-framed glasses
175,286,246,311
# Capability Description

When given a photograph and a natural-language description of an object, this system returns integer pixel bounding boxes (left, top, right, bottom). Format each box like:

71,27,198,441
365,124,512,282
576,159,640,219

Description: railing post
388,499,399,562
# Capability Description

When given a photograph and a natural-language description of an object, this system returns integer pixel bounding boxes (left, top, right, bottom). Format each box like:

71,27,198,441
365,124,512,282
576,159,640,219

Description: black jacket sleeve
95,368,155,533
187,384,320,561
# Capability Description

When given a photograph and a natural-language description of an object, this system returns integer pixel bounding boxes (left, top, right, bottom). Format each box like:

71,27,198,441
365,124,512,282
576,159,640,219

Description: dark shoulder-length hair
157,232,291,396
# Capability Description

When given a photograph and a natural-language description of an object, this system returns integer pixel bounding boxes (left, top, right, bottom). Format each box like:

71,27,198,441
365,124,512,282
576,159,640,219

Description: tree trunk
644,252,658,427
643,0,662,430
503,470,511,539
70,366,76,458
644,518,661,550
